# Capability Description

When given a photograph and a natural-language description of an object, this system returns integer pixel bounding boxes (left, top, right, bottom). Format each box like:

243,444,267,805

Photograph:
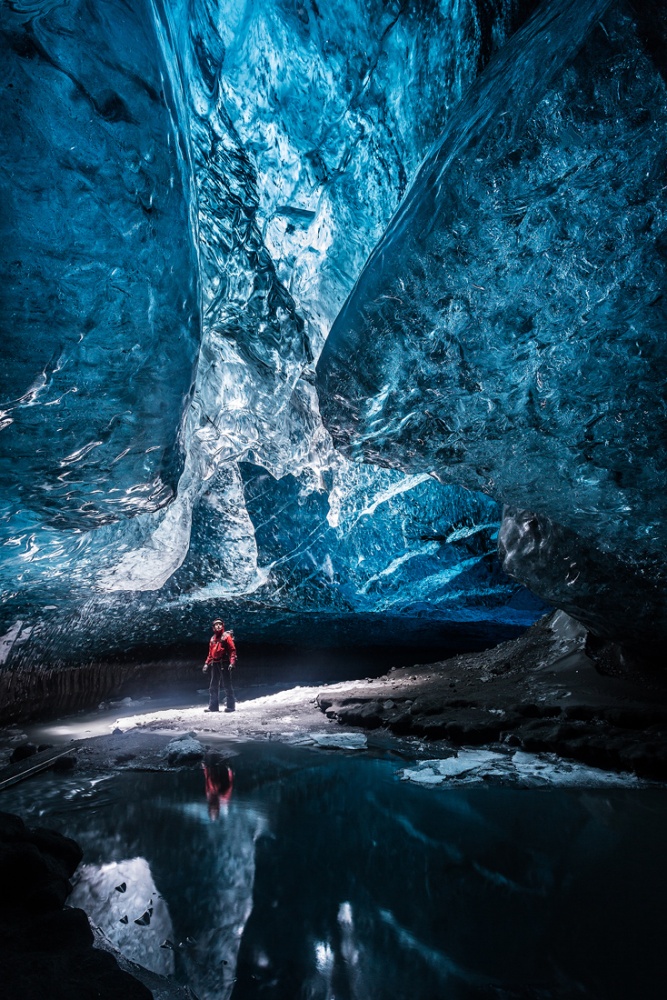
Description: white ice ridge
329,472,433,529
95,487,196,592
97,461,261,593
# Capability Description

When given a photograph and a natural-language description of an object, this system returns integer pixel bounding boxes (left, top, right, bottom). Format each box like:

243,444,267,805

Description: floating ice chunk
403,771,452,786
307,732,368,750
399,749,642,787
434,751,503,775
401,751,504,785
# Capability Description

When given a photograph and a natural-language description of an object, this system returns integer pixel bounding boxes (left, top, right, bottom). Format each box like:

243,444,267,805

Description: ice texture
317,0,667,645
398,749,641,787
0,0,200,529
0,0,545,659
161,457,528,625
498,507,667,651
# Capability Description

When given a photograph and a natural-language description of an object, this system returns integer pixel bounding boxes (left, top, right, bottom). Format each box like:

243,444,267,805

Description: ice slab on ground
305,732,368,751
399,749,643,787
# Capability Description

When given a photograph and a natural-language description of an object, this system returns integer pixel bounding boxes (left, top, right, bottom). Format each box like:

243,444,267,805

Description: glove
202,664,209,673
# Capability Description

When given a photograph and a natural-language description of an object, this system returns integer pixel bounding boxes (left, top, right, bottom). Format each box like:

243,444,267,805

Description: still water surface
2,741,665,1000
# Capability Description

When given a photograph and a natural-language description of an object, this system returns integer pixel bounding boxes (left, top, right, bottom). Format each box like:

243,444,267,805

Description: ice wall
0,0,545,662
0,0,200,530
317,0,667,650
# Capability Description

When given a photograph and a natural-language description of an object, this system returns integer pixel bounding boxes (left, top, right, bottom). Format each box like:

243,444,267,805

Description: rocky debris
317,612,667,780
0,811,151,999
163,736,205,766
20,733,199,780
9,742,38,764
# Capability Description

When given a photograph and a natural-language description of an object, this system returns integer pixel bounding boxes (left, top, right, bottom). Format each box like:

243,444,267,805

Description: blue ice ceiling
317,0,667,652
3,0,663,660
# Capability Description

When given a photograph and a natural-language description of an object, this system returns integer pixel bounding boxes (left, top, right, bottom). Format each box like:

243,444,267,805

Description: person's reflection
203,751,234,821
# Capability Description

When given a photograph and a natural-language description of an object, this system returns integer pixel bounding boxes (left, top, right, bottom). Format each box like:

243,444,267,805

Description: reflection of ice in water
338,901,366,997
68,793,267,1000
69,857,174,976
302,902,369,1000
175,796,267,1000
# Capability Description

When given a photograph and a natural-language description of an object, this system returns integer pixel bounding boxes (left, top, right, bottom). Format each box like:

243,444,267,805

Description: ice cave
1,0,666,997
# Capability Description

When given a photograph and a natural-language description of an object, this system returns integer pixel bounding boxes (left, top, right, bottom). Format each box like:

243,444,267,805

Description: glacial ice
398,749,642,787
0,0,545,659
0,0,200,529
317,0,667,646
499,507,667,651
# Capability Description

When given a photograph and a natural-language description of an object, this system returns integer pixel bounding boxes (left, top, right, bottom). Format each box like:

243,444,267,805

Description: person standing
203,618,237,712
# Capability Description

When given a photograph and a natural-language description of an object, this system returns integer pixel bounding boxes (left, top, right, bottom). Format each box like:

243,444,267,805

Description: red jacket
206,631,237,667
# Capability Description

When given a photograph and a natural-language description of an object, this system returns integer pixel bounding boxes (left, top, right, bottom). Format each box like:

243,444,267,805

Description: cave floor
317,610,667,781
2,612,667,998
3,610,667,786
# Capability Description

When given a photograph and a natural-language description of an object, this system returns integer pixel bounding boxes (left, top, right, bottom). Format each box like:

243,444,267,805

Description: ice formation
1,0,547,660
1,0,199,529
318,0,667,649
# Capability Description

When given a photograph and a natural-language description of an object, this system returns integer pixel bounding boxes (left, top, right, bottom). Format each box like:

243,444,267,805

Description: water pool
2,741,665,1000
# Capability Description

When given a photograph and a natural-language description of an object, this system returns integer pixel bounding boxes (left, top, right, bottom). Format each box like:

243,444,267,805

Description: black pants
208,663,235,711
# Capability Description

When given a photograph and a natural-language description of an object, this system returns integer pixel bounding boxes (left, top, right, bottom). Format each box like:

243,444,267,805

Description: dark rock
30,907,94,951
0,811,152,998
164,736,205,765
9,743,38,764
328,703,384,730
0,840,70,913
0,812,26,839
317,611,667,780
27,828,83,879
52,754,77,773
